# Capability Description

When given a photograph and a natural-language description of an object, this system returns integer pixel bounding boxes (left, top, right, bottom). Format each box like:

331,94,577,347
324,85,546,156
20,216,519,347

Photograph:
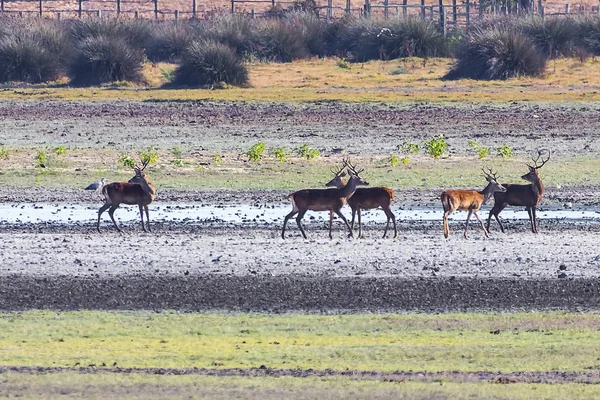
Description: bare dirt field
1,100,600,312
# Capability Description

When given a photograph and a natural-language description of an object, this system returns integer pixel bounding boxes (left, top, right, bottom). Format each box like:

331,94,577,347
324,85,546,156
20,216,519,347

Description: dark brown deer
326,160,397,239
441,168,506,239
486,149,550,234
97,160,157,233
281,160,369,240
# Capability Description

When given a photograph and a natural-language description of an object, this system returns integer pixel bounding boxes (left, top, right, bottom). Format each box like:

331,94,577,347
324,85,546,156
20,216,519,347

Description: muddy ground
1,100,600,312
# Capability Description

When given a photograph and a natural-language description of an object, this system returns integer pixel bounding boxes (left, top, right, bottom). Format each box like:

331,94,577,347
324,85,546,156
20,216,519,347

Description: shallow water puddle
1,203,599,225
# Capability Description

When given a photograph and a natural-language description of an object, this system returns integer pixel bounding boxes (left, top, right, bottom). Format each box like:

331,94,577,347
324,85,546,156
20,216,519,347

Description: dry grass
2,57,600,102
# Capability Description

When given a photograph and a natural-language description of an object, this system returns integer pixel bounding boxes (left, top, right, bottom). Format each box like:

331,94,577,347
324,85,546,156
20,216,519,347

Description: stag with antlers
441,168,506,239
281,159,369,240
326,159,397,239
97,160,157,233
486,149,550,234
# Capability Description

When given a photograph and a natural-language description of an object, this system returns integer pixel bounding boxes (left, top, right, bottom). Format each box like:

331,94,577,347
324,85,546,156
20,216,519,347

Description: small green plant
497,144,514,159
423,135,448,159
35,150,47,166
388,67,406,75
0,147,8,159
161,68,175,82
389,154,400,167
401,157,409,164
54,146,67,156
170,159,186,167
119,154,136,169
336,58,350,69
270,147,290,162
468,140,491,159
296,144,320,161
140,147,159,166
245,142,266,162
211,155,222,165
398,141,420,155
170,146,182,159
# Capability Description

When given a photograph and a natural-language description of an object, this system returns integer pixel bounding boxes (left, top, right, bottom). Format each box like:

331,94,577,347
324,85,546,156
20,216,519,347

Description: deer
486,149,550,234
326,159,397,239
97,160,157,233
281,159,369,240
441,168,506,239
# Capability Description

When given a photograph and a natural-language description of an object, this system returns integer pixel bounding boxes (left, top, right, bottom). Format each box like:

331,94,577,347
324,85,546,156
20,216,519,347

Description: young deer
327,160,397,239
97,161,157,233
486,149,550,234
281,160,369,240
441,168,506,239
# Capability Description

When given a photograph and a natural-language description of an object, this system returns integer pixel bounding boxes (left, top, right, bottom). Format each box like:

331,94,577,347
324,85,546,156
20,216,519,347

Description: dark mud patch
1,365,599,384
2,275,600,312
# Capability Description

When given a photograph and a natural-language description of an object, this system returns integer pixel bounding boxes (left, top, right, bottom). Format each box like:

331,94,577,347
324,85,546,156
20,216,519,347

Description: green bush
204,14,255,56
140,147,159,166
379,17,448,59
69,18,152,50
245,142,266,162
284,11,326,56
146,21,194,62
252,18,309,62
423,135,448,159
520,17,579,58
270,147,290,162
334,17,382,62
296,144,320,161
467,140,490,159
444,22,546,80
497,144,514,158
172,40,248,87
68,36,144,86
576,15,600,55
119,154,136,169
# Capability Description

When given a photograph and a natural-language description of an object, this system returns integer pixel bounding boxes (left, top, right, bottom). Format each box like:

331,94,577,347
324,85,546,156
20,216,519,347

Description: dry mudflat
1,100,600,312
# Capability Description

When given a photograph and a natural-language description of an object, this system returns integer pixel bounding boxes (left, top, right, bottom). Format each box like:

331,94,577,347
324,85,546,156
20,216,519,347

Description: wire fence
0,0,598,25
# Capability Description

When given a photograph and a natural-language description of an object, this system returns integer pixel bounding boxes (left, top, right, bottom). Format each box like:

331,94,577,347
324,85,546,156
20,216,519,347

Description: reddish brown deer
281,160,369,240
486,149,550,234
326,160,397,239
441,169,506,239
97,160,157,233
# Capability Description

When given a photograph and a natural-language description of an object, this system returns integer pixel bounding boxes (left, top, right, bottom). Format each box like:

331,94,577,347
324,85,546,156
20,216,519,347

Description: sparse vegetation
170,146,183,159
54,146,67,156
296,144,320,161
398,141,420,155
467,140,491,159
118,154,136,169
497,144,514,158
245,142,267,162
270,147,290,162
0,147,8,159
423,135,448,159
389,154,400,167
211,155,223,165
140,147,159,166
35,150,47,166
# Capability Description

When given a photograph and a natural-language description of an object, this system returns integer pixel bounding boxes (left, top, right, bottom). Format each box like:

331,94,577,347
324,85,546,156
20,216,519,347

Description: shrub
467,140,490,159
423,135,448,159
296,144,320,161
54,146,67,156
379,17,448,59
245,142,266,162
252,18,309,62
205,14,254,56
497,144,514,158
270,147,290,162
0,34,64,83
284,11,326,56
68,36,144,86
69,18,153,50
140,147,159,165
0,147,8,159
119,155,136,168
333,17,382,61
172,40,248,87
35,150,47,166
398,141,420,155
576,15,600,55
444,22,546,80
520,17,579,58
389,154,400,167
146,22,194,62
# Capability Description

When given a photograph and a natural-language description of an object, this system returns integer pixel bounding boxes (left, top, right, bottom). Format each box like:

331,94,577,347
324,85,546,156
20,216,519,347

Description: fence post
174,9,178,19
192,0,196,18
346,0,351,14
421,0,426,19
135,11,138,18
78,0,82,17
430,5,434,19
384,0,388,17
327,0,332,20
452,0,457,23
117,0,121,15
154,0,158,19
231,0,234,13
364,0,370,17
251,8,255,17
56,12,60,21
1,0,4,12
39,0,42,17
466,0,470,25
271,0,275,8
403,0,407,16
565,3,569,14
438,0,444,28
538,0,544,17
479,0,483,17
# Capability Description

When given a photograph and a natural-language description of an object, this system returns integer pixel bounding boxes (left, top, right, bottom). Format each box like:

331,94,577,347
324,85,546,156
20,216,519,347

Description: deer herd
95,150,551,239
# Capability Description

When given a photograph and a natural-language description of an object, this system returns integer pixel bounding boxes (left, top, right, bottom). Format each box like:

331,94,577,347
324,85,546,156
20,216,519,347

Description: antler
482,167,500,182
330,163,345,177
134,158,150,172
343,158,364,176
529,148,551,170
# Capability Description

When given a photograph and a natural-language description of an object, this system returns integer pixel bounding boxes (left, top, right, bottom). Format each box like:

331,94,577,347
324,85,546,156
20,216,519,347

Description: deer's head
483,168,506,193
522,149,551,184
325,163,347,188
343,158,369,187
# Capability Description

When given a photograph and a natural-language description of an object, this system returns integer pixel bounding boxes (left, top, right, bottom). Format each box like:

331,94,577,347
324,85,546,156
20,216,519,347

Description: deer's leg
108,205,122,233
138,204,147,232
334,209,353,239
382,206,396,239
97,203,111,233
463,210,473,239
144,205,151,232
532,207,538,233
487,203,507,233
296,210,308,239
281,210,298,239
350,207,357,231
474,211,489,238
526,207,535,233
357,208,363,238
329,210,335,240
443,211,451,239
